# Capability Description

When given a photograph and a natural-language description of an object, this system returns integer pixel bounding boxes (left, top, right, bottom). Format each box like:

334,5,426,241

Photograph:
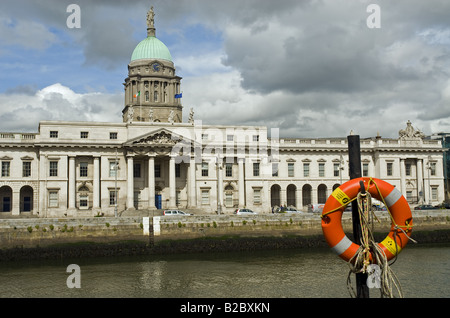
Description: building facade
0,7,446,218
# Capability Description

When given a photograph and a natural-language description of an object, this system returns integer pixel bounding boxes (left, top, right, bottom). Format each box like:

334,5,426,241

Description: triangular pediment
124,128,196,147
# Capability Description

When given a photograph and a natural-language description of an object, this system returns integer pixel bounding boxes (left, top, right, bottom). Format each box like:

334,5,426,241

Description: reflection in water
0,245,449,298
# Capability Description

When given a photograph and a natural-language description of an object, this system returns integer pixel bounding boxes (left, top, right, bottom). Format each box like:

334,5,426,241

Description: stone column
280,187,287,207
169,156,176,208
93,157,100,210
188,156,197,207
296,187,302,210
148,156,156,209
217,159,224,214
127,155,134,210
238,157,245,207
417,159,424,203
400,158,407,198
68,156,76,210
11,189,20,216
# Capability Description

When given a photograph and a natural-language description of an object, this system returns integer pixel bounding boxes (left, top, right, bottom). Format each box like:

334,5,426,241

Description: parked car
414,204,435,210
434,203,450,209
278,207,303,214
234,208,257,215
163,210,192,216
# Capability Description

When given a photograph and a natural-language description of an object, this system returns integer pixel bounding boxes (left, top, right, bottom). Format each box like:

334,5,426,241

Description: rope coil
346,191,404,298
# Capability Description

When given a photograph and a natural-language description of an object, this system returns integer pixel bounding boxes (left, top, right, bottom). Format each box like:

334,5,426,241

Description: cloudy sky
1,0,450,138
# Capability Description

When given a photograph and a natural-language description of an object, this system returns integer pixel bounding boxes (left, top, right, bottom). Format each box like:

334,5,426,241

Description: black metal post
347,134,369,298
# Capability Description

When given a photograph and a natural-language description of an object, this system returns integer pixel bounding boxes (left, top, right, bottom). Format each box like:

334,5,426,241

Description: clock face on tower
151,63,160,72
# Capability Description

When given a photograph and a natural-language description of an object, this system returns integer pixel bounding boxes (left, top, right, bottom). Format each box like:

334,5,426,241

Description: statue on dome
147,6,155,28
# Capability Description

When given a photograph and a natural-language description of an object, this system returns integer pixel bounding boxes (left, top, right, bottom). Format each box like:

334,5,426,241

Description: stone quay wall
0,210,449,260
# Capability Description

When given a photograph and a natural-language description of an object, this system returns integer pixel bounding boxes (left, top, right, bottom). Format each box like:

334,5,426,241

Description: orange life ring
321,177,413,262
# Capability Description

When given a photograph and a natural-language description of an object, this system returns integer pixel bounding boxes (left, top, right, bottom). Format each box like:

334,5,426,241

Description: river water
0,244,449,299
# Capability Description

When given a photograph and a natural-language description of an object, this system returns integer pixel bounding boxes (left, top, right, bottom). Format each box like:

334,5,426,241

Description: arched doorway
270,184,281,207
0,186,12,212
287,184,296,207
20,185,34,212
302,184,312,206
318,184,328,204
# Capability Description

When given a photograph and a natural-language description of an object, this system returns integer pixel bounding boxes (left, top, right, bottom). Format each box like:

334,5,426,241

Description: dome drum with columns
123,6,183,124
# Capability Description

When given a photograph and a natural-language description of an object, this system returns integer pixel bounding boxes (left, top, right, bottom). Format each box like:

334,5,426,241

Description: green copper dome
131,36,172,62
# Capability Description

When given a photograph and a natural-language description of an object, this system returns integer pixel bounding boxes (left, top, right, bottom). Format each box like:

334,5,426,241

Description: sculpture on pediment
149,109,154,123
168,110,174,124
132,130,182,146
188,108,194,124
399,120,425,140
127,106,134,123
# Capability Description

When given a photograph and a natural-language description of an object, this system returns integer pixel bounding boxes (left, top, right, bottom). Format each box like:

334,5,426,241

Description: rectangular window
430,162,436,176
202,162,209,177
201,190,209,205
254,189,261,204
319,163,325,177
155,164,161,178
387,162,393,176
80,131,89,139
225,192,233,207
109,132,118,140
272,163,278,177
227,135,234,142
133,163,141,178
253,135,259,142
405,163,411,176
362,163,369,177
79,195,88,208
50,131,58,138
175,164,181,178
48,191,59,208
80,162,88,177
288,163,294,177
23,161,31,177
202,134,208,141
334,163,340,177
303,163,310,177
225,163,233,177
1,161,10,177
109,161,118,177
253,162,260,177
431,187,438,201
406,191,413,201
109,190,117,206
49,161,58,177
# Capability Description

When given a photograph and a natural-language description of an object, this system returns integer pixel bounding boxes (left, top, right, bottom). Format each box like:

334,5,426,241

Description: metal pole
347,134,369,298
